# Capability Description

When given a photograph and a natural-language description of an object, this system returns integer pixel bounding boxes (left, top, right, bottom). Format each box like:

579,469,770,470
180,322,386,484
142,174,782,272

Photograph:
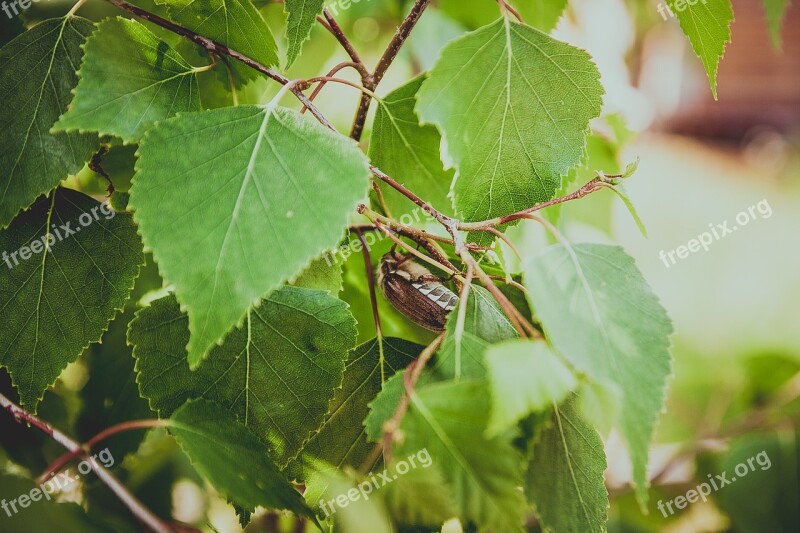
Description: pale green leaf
0,188,143,410
516,0,569,33
399,380,528,532
290,255,343,295
667,0,733,99
0,17,98,228
285,0,325,68
168,399,317,522
363,370,406,443
485,340,577,437
370,76,454,218
526,400,609,532
304,460,394,533
606,183,648,238
158,0,279,85
53,17,203,144
416,18,603,228
292,337,422,475
523,243,673,506
761,0,790,49
128,288,357,466
129,105,370,366
381,461,457,528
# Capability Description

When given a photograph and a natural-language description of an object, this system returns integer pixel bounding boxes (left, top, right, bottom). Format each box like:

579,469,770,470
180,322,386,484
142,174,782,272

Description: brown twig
350,0,433,140
319,9,369,77
37,419,168,485
381,333,445,461
102,0,332,129
353,228,383,339
0,393,171,533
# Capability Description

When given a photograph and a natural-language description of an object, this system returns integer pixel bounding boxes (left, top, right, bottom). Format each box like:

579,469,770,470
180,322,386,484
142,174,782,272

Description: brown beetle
377,251,459,332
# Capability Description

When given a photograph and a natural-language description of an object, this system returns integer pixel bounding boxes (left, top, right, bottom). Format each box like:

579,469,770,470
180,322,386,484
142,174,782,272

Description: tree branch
102,0,332,129
0,393,172,533
350,0,433,140
319,9,369,78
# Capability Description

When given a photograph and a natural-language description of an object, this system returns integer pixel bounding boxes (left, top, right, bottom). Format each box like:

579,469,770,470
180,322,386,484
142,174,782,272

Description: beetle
377,251,459,332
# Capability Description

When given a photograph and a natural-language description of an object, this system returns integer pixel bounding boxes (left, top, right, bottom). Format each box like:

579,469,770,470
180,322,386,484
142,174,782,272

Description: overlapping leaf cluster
0,0,787,531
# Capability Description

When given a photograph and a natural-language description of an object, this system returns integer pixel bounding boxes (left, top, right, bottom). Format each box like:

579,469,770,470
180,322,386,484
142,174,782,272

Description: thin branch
37,419,168,485
300,61,365,114
368,167,464,251
460,177,608,231
306,76,379,99
350,0,433,140
102,0,332,129
0,393,171,533
319,9,368,77
353,228,383,339
381,332,445,461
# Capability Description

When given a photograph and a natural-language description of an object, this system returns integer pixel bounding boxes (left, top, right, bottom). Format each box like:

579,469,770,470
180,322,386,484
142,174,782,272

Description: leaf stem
66,0,89,17
0,393,171,533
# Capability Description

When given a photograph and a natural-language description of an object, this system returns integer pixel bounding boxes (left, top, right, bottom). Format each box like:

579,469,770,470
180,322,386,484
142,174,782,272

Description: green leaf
606,183,648,238
522,243,673,506
168,398,317,522
416,18,603,228
398,380,528,532
290,255,344,295
436,285,518,380
0,17,98,228
363,370,406,443
760,0,790,49
53,17,203,144
526,400,609,532
158,0,279,86
381,461,457,528
293,337,422,474
284,0,326,68
0,188,143,410
129,105,370,367
128,287,357,466
370,76,454,218
667,0,733,99
485,340,577,437
304,460,394,533
517,0,569,33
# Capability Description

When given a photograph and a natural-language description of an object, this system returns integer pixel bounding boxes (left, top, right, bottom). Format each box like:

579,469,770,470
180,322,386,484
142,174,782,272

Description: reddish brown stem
38,419,168,485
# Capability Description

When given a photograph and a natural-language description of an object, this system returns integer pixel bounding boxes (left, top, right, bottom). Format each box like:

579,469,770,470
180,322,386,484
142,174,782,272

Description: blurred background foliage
1,0,798,532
